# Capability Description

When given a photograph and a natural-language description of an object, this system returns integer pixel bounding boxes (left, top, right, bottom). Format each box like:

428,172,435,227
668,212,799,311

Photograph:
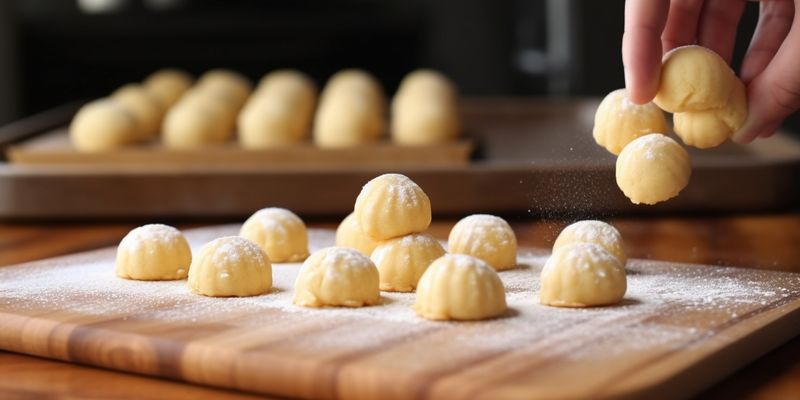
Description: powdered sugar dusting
118,224,184,254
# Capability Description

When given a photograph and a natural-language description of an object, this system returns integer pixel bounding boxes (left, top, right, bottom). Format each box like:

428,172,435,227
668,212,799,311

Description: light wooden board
1,225,799,400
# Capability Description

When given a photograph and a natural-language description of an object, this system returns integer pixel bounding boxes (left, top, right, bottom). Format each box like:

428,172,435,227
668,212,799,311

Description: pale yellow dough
162,95,232,148
115,224,191,281
448,214,517,271
196,69,253,110
335,212,381,256
188,236,272,297
112,84,165,139
143,68,193,107
413,254,507,321
654,45,747,149
370,233,446,292
239,207,309,263
238,70,317,148
391,69,460,145
593,88,667,155
540,243,626,307
69,99,139,152
293,247,380,308
354,173,432,241
313,69,385,147
553,220,626,265
616,133,691,205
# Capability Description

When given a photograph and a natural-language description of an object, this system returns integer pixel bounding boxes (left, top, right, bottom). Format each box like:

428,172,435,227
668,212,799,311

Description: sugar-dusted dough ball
313,69,385,147
553,220,626,265
162,97,231,148
448,214,517,271
188,236,272,297
112,84,165,139
143,68,193,107
593,89,667,155
654,46,747,149
293,247,380,307
69,99,139,152
354,173,432,241
371,233,446,292
413,254,507,321
196,69,253,110
616,133,691,205
239,207,309,263
540,243,626,307
115,224,191,281
335,212,380,256
238,70,317,148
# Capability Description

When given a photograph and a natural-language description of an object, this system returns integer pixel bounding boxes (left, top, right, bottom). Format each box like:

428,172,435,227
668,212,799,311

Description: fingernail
732,115,757,144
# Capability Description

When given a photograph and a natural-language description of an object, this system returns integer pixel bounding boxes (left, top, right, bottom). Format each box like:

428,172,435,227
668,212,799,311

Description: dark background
0,0,797,134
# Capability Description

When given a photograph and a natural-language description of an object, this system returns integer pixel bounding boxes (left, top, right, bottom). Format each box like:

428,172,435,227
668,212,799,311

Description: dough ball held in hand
593,88,667,155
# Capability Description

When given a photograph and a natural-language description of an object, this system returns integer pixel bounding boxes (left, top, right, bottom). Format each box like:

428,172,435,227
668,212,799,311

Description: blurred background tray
1,98,799,220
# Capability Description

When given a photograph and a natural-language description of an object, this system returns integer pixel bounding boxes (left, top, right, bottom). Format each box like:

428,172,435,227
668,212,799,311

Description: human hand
622,0,800,144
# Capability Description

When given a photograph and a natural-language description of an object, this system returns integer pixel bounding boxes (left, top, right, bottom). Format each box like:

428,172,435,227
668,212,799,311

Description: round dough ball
143,68,193,107
335,212,380,256
616,133,691,205
115,224,191,281
238,71,317,148
69,99,139,152
112,84,165,139
395,69,457,100
239,207,309,263
370,233,446,292
320,69,386,113
196,69,253,110
354,173,432,241
188,236,272,297
413,254,507,321
553,220,626,265
593,88,668,155
654,46,747,148
179,89,237,136
540,243,626,307
162,97,231,148
392,94,460,146
293,247,380,307
448,214,517,271
313,90,385,147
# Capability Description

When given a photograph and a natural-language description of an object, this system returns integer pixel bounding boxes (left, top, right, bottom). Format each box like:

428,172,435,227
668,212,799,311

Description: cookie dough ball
540,243,626,307
112,84,165,139
616,133,691,205
115,224,191,281
593,89,668,155
335,212,380,256
448,214,517,271
188,236,272,297
293,247,380,307
413,254,507,321
354,173,432,241
239,207,309,263
143,68,193,107
238,70,317,148
313,69,386,147
162,96,231,148
391,70,460,146
371,233,446,292
321,69,386,113
654,46,747,148
553,220,626,266
69,99,139,152
196,69,253,110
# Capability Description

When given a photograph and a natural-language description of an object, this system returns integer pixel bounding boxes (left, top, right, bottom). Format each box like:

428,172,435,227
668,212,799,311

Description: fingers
697,0,747,63
740,0,795,83
623,0,670,104
734,14,800,144
662,0,704,52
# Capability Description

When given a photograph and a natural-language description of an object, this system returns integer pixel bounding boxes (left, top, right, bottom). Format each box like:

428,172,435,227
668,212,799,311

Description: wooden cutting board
1,225,799,400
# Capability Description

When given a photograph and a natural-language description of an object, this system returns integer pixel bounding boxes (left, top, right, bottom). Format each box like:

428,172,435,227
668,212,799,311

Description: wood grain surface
1,223,799,400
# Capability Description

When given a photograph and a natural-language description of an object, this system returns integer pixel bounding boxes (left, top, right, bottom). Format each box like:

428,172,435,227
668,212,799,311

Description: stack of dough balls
616,133,691,205
392,69,461,145
313,69,386,147
540,220,627,307
413,254,507,320
115,224,191,281
188,236,272,297
593,88,667,155
371,233,445,292
238,70,317,148
293,246,380,307
164,69,252,148
448,214,517,270
239,207,310,262
654,46,747,149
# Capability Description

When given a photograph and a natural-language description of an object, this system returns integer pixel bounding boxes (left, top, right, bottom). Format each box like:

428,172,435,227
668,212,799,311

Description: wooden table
1,214,799,399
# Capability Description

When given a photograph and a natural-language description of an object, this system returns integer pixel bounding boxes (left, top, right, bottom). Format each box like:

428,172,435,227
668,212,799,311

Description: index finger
623,0,670,104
